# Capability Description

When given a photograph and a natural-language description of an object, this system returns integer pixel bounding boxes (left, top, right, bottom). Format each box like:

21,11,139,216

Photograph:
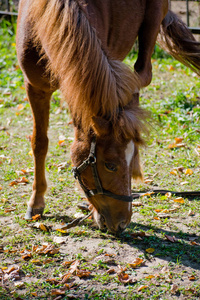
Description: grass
0,19,200,299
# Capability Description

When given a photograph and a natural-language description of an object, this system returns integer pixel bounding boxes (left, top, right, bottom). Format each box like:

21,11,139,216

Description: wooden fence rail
0,0,200,34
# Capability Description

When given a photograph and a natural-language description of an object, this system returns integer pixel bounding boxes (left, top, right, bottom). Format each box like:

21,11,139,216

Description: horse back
85,0,146,60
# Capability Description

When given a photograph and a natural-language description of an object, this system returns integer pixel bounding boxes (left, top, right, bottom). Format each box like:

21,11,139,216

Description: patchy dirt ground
1,58,200,298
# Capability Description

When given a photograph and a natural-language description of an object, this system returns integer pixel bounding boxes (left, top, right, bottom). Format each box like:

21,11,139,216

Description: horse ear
92,116,110,136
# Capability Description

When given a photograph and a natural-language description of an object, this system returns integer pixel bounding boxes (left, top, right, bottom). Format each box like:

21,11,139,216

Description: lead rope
132,188,200,199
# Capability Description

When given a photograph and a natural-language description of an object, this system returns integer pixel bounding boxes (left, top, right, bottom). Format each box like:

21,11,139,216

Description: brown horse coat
16,0,200,232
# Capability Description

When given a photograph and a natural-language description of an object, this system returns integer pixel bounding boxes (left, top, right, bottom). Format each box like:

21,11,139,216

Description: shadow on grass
116,221,200,271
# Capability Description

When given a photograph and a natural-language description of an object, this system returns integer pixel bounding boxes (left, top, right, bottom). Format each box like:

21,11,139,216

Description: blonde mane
28,0,141,133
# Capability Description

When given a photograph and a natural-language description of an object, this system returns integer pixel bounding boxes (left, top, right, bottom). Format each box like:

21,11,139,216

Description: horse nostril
118,221,127,232
100,215,105,224
108,222,127,234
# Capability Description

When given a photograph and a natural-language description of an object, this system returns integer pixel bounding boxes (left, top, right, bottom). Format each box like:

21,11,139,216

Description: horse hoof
25,206,44,220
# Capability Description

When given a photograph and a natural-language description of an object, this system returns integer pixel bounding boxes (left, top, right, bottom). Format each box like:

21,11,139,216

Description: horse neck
28,0,141,132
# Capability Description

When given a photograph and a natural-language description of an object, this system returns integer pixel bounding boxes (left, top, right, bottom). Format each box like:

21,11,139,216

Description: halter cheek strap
72,137,133,203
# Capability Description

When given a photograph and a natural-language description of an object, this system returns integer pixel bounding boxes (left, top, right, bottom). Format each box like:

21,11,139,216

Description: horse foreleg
134,2,168,87
25,82,52,219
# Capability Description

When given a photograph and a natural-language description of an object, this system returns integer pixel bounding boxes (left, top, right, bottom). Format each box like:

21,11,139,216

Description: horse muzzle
93,208,131,234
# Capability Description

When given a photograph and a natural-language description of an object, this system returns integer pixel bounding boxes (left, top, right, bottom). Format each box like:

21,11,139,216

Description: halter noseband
72,137,133,202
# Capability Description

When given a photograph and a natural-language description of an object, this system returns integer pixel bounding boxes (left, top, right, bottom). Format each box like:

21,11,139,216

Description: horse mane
28,0,142,134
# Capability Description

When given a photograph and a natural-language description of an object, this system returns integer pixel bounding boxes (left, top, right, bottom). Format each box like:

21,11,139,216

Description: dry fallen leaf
69,260,80,274
30,259,42,265
51,289,65,296
64,282,75,290
104,253,116,257
165,235,178,243
185,168,193,175
61,273,72,284
76,269,91,278
184,287,197,296
170,170,178,176
132,201,143,207
62,260,75,267
39,223,49,231
15,169,27,176
168,143,186,149
56,228,68,234
142,192,154,197
21,253,32,261
165,192,172,198
58,140,66,146
3,248,18,253
180,181,189,186
16,104,24,111
31,292,38,297
46,278,60,285
175,137,183,144
43,258,54,264
3,266,18,274
32,214,41,221
171,283,178,293
138,285,148,292
34,243,60,255
28,150,33,156
144,179,154,184
129,257,144,268
131,231,146,238
118,272,134,284
4,207,16,213
174,197,184,204
58,177,65,182
146,248,155,254
107,268,115,274
189,275,196,281
33,222,50,232
188,210,195,216
190,241,199,246
14,281,25,288
4,266,20,281
117,265,127,274
145,275,155,279
9,177,29,186
169,65,175,71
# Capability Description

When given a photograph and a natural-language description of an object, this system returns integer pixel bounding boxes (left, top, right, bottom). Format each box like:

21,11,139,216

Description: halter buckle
88,154,96,165
72,167,79,179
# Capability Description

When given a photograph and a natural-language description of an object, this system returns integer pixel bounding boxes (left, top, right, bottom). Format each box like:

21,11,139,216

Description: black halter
72,137,133,202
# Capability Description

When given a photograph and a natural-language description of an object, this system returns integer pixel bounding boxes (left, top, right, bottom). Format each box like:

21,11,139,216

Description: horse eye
105,162,117,172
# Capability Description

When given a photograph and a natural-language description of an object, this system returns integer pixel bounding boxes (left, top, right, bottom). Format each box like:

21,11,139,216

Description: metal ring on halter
72,136,133,203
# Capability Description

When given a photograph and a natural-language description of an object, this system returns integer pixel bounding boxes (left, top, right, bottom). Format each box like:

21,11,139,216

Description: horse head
71,96,145,234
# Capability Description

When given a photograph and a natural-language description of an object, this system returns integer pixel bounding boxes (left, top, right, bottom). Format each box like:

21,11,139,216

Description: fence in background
0,0,18,16
0,0,200,34
169,0,200,33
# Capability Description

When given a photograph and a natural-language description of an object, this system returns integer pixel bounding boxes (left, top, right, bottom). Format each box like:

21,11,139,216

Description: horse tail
158,10,200,76
27,0,141,132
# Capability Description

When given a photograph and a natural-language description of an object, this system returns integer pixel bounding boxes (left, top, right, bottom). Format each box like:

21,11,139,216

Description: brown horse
16,0,200,233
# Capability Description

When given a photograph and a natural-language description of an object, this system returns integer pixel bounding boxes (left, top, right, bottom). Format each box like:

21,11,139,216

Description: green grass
0,19,200,299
